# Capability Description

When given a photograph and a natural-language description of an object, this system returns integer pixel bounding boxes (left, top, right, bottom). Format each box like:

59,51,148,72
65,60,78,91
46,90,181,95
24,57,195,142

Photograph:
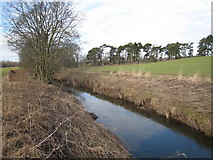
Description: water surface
62,86,212,158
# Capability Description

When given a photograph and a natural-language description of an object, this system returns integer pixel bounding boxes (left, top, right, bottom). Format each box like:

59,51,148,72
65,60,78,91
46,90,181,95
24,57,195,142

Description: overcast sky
0,0,211,61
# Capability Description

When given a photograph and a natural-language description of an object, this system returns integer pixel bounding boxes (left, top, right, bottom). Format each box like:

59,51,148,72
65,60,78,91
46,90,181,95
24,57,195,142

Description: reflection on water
62,86,212,158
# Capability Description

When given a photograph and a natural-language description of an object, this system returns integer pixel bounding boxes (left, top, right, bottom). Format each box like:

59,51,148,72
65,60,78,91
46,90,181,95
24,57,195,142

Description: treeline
0,61,19,68
86,34,213,66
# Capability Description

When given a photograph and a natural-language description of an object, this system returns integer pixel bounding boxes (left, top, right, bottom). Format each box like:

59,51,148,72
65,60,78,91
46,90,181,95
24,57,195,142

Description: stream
61,86,212,158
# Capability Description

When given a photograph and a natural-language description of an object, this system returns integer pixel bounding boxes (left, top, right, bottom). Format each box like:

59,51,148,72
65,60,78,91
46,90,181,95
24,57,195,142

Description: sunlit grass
0,67,19,77
90,56,212,77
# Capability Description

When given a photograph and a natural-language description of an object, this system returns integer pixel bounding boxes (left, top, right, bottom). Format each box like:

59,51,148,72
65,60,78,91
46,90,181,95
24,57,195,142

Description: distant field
90,56,212,77
0,67,19,76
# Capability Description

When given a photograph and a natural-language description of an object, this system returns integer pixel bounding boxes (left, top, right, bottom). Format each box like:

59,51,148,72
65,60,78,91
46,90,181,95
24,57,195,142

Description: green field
0,67,19,77
90,56,212,77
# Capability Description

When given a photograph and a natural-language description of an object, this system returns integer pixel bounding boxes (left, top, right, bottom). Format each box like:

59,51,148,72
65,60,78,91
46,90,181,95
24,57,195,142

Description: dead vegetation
8,69,30,82
55,69,212,137
2,70,131,158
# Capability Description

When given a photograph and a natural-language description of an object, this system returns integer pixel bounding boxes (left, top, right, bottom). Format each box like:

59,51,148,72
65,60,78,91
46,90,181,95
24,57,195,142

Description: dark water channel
61,86,212,158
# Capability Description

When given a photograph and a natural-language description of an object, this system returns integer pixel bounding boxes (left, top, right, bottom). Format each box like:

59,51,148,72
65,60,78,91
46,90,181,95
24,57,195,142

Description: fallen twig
32,112,77,149
45,144,64,159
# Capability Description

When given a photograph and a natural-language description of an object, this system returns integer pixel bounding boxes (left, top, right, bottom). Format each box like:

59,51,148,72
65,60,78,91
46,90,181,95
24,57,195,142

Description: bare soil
2,71,131,158
55,69,212,137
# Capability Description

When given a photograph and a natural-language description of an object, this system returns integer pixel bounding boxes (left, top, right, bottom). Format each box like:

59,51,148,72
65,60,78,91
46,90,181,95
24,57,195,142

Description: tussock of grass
188,73,202,82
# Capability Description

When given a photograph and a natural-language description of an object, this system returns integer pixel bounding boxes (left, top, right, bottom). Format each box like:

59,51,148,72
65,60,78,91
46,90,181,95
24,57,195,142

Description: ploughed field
90,56,212,78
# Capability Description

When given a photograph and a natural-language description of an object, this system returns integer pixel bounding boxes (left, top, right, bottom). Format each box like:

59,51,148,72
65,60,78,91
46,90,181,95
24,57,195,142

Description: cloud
0,0,211,60
0,35,19,61
76,0,211,56
0,46,19,62
0,31,19,61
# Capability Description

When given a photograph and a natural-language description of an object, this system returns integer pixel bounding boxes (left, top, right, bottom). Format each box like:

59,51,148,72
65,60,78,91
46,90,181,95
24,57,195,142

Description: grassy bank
2,71,131,158
55,69,212,137
0,67,19,76
90,56,212,78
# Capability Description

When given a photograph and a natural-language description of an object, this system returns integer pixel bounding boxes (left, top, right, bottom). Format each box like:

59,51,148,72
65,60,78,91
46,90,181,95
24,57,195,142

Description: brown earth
55,69,212,137
1,71,132,158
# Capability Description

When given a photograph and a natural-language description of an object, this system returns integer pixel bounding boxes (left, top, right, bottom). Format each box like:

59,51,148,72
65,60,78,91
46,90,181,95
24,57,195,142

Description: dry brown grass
188,73,201,82
144,72,151,78
2,71,131,158
8,69,29,82
176,72,210,84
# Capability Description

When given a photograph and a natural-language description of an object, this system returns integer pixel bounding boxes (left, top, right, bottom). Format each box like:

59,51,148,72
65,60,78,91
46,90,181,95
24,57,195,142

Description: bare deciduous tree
4,1,80,82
